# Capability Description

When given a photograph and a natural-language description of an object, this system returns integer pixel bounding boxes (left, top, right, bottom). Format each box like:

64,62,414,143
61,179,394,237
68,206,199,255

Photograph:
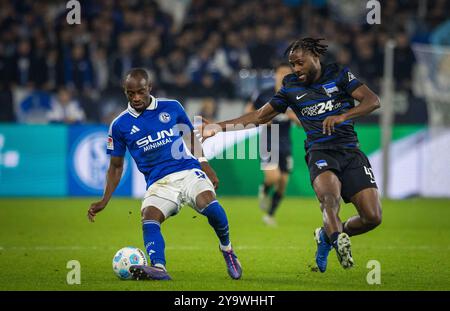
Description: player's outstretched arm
184,129,220,189
286,108,302,126
200,103,280,139
88,156,124,222
322,85,380,135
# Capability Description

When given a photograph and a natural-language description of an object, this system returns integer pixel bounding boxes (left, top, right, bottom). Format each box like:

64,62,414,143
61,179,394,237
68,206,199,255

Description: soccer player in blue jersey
87,68,242,280
201,38,382,273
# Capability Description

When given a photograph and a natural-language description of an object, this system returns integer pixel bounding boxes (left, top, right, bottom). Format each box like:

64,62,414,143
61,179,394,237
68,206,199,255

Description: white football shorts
141,168,215,218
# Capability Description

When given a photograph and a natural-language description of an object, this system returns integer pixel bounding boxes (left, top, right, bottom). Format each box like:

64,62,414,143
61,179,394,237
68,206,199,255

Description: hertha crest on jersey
322,82,339,97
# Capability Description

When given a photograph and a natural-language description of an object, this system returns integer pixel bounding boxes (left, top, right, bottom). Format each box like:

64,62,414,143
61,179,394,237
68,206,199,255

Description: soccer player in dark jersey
245,63,300,226
200,38,382,272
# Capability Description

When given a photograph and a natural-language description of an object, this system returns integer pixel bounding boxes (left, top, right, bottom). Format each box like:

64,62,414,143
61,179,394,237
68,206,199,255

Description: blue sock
201,200,230,247
142,220,166,267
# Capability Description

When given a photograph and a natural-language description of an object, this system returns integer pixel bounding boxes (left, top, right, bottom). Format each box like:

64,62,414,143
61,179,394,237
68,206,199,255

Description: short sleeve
175,101,194,130
269,87,289,113
338,67,363,94
107,122,126,157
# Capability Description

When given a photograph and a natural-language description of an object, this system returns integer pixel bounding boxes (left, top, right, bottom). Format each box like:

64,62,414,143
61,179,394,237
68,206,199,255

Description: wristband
198,157,208,163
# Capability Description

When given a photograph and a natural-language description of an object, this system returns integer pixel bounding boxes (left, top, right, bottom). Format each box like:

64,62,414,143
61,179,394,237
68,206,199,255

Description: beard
304,67,319,85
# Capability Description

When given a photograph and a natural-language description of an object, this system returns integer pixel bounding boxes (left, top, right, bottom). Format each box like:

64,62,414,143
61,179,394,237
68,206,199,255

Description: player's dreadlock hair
284,38,328,57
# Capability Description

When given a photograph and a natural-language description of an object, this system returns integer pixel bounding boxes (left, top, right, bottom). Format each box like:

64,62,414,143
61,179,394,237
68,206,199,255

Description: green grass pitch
0,197,449,290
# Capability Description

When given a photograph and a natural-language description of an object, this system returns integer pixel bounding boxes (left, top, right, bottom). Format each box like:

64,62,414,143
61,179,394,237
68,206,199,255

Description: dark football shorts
306,148,378,203
261,151,293,173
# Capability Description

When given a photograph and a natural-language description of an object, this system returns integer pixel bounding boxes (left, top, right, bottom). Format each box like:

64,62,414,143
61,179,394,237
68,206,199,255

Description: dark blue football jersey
269,63,363,151
251,87,292,154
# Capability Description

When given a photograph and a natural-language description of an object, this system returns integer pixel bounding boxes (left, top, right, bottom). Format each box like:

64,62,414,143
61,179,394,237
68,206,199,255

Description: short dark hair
284,37,328,57
124,68,150,84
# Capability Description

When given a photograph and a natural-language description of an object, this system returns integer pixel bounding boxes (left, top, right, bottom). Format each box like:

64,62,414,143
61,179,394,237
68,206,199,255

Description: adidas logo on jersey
130,125,140,134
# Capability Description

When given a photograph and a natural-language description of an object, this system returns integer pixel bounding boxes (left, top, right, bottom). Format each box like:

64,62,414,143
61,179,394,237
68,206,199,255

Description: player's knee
362,210,382,228
141,206,165,223
195,191,216,210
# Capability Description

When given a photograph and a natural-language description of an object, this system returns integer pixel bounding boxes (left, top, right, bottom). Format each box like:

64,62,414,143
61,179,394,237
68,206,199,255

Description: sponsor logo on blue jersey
136,128,175,152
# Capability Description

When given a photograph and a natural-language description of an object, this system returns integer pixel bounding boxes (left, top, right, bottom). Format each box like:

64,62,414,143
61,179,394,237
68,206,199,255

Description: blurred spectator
16,90,52,123
109,34,134,87
219,32,251,77
158,48,191,97
187,45,224,96
0,89,14,122
92,47,109,92
248,25,276,69
12,40,33,88
133,36,161,75
0,0,447,124
394,31,415,92
64,44,94,94
335,47,354,67
198,97,218,121
430,20,450,46
98,88,127,125
46,87,86,124
28,34,49,89
0,38,15,121
353,33,381,89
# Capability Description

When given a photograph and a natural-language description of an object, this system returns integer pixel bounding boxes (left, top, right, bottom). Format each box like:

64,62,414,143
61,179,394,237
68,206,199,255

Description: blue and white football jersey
107,96,201,189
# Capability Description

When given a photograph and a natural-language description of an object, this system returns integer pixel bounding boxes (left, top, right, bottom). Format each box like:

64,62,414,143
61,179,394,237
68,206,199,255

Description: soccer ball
112,247,147,280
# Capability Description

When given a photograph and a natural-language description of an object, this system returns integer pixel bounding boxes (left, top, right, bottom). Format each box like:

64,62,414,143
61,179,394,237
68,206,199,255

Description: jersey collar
127,95,157,118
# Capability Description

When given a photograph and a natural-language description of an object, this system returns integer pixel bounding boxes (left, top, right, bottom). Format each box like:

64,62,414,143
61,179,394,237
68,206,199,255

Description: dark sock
263,183,271,195
268,192,283,216
330,232,340,249
321,228,331,244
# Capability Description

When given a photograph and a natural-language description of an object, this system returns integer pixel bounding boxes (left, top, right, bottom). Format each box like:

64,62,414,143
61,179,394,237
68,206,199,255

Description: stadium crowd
0,0,448,124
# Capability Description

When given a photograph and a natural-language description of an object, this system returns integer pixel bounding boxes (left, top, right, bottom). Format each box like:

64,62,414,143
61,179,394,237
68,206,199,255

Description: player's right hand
88,201,107,222
195,117,220,141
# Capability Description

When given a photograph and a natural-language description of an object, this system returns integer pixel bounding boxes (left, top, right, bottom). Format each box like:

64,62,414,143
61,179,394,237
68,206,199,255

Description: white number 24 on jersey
317,101,334,114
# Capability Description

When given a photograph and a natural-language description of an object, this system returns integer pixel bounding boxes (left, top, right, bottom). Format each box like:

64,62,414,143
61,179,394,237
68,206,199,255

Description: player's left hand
322,115,346,136
87,200,107,222
200,162,219,189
